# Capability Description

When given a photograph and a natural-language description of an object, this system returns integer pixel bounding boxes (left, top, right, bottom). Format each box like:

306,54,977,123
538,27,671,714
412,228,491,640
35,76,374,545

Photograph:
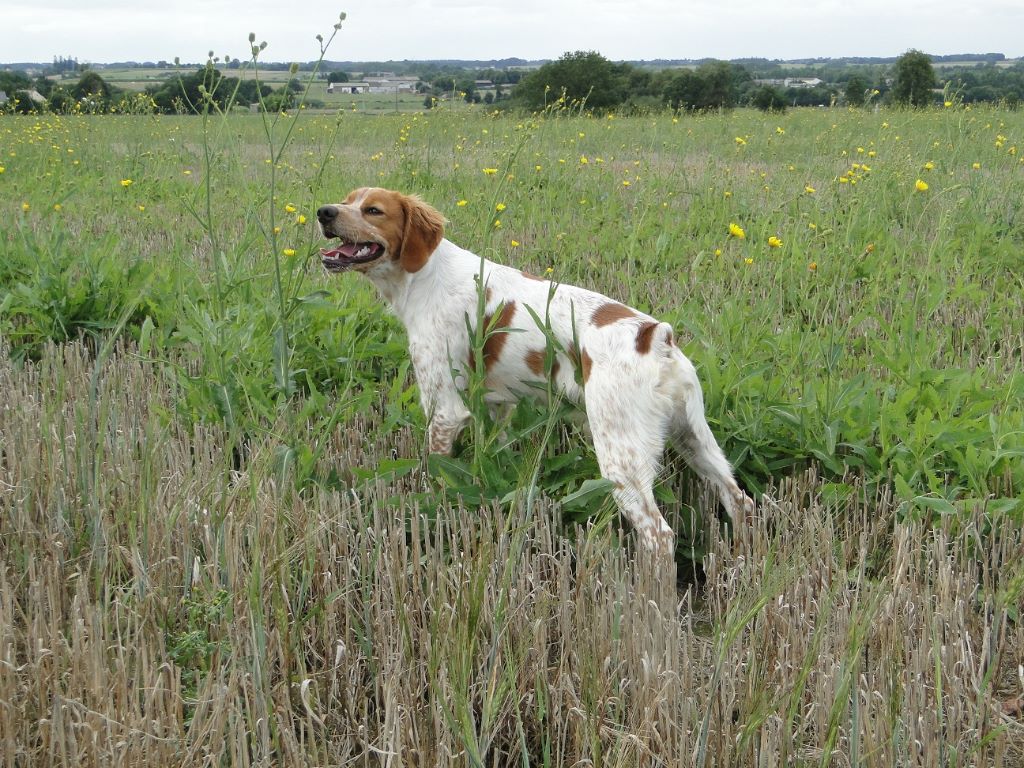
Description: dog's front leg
409,340,471,455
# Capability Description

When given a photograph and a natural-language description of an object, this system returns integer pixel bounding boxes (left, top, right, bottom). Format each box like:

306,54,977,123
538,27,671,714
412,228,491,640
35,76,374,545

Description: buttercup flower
495,203,506,212
456,199,468,207
285,203,297,213
915,179,929,192
120,178,133,187
729,223,746,239
767,236,783,248
283,248,296,257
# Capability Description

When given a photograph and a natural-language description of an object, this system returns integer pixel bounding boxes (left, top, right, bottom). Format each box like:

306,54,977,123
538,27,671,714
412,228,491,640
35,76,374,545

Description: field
1,98,1023,766
61,66,434,112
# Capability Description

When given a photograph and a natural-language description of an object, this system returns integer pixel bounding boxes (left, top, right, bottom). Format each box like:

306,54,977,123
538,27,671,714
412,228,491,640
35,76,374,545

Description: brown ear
399,195,445,273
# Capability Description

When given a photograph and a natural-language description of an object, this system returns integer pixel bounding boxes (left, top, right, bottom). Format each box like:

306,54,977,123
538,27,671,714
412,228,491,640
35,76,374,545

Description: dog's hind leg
664,351,754,525
582,352,676,555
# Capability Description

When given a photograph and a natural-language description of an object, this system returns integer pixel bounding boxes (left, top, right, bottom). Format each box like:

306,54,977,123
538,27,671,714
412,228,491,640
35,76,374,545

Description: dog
317,187,754,554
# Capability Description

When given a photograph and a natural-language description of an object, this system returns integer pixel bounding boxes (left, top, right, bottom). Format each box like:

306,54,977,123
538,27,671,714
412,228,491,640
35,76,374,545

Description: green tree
72,71,111,100
892,50,937,107
662,61,747,111
326,71,349,83
513,51,622,111
750,85,786,112
845,75,868,107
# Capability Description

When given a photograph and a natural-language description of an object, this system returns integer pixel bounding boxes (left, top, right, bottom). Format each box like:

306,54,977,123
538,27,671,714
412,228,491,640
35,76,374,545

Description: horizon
3,51,1021,69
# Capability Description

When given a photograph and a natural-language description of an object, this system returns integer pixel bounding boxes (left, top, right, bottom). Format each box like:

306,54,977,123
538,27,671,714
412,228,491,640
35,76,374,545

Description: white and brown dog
317,187,753,554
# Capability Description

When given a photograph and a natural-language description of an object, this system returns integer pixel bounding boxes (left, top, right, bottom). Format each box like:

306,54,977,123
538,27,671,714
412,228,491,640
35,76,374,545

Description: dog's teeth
356,246,370,257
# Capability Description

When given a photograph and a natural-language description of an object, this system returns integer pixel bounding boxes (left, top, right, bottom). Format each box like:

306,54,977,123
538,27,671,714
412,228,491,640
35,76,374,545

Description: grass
1,95,1023,765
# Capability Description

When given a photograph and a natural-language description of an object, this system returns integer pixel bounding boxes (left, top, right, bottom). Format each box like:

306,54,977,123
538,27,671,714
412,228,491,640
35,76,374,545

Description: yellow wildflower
804,185,816,194
734,136,747,146
297,214,307,224
120,178,133,187
482,168,498,175
972,162,981,170
54,203,62,212
495,202,506,212
767,236,783,248
285,203,297,213
283,248,296,257
511,240,520,247
728,222,746,239
923,161,934,171
915,179,929,192
808,262,818,271
456,199,468,207
744,257,754,265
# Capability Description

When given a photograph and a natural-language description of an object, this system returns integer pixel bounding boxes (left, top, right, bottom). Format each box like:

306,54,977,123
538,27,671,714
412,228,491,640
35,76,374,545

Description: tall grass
0,341,1022,765
1,95,1023,764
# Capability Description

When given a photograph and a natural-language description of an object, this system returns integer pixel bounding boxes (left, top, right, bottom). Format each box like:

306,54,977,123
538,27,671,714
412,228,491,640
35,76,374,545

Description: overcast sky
2,0,1022,64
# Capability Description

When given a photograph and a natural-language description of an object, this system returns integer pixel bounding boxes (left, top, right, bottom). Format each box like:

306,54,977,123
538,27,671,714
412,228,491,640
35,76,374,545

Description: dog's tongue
321,242,383,261
322,243,362,259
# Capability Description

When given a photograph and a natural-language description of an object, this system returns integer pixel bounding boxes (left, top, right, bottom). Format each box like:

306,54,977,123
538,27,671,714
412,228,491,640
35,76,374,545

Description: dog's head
316,188,445,276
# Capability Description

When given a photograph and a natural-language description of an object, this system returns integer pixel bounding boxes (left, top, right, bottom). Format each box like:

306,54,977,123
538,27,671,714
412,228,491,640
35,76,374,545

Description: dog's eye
364,206,384,216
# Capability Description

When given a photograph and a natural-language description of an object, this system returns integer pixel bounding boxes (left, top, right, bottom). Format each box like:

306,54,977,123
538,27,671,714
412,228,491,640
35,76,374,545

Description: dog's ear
399,195,445,273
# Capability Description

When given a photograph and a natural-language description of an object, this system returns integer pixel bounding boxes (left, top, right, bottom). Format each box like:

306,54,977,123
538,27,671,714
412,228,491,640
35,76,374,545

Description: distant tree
663,69,703,110
845,75,868,106
33,75,54,98
326,71,349,83
892,50,937,107
513,51,622,110
71,71,111,100
750,85,786,112
0,70,31,95
663,61,747,111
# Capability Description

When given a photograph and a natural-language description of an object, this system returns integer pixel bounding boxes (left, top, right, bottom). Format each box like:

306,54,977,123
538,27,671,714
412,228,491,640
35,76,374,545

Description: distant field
2,103,1023,765
53,66,434,111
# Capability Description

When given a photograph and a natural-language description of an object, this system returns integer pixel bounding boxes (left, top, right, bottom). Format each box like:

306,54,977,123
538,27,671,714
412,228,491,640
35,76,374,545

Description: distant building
364,77,418,94
754,77,825,89
328,82,370,94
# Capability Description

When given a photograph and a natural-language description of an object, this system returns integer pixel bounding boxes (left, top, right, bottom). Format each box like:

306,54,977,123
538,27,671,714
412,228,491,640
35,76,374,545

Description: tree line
3,49,1022,115
504,50,1023,112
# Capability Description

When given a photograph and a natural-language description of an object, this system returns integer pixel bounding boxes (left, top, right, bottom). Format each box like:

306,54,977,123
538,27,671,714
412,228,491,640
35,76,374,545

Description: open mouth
320,240,385,271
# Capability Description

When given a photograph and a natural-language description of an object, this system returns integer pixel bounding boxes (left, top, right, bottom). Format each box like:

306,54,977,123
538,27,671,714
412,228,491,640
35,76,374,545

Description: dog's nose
317,205,337,223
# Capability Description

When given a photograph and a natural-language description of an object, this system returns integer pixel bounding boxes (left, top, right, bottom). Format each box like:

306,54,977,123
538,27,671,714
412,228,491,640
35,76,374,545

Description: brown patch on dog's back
521,270,544,281
581,349,593,384
525,348,545,375
470,301,517,372
635,321,659,354
592,302,636,327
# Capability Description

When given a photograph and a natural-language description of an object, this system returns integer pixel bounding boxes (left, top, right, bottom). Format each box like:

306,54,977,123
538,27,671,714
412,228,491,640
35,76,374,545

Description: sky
1,0,1022,65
